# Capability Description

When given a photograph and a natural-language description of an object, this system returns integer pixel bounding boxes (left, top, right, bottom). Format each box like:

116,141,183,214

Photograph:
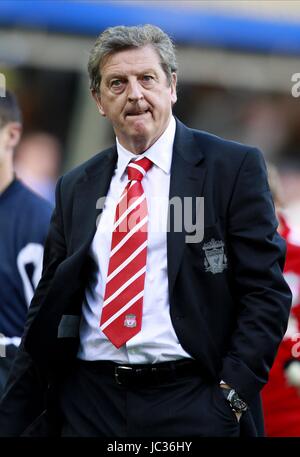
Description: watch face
231,394,248,412
221,388,248,413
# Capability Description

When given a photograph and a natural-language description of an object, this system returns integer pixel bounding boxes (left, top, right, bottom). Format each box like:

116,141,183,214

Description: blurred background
0,0,300,226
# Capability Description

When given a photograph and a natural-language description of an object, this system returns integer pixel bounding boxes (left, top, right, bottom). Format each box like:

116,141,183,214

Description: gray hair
88,24,178,93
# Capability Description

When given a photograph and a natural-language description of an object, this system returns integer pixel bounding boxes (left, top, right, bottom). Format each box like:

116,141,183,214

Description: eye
110,79,125,92
142,75,154,82
111,79,121,86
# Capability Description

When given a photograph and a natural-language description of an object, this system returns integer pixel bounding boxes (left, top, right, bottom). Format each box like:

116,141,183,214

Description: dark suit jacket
0,118,292,436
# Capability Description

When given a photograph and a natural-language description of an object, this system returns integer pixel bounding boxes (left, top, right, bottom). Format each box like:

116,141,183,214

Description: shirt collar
115,115,176,179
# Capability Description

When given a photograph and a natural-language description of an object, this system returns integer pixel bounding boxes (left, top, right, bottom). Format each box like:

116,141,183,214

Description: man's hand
220,383,242,422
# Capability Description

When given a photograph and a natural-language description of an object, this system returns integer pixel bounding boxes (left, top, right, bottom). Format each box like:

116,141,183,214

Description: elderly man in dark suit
0,24,291,437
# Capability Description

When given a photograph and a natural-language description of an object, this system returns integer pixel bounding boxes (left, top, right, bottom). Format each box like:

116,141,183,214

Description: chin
131,119,149,132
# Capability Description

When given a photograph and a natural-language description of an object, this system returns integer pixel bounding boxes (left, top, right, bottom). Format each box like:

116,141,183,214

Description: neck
129,141,152,155
123,135,156,155
0,152,14,194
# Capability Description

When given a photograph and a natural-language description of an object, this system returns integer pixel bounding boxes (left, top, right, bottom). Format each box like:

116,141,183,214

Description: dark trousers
59,360,249,437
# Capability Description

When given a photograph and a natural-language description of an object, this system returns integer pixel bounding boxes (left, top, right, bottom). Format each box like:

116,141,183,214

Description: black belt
77,358,201,387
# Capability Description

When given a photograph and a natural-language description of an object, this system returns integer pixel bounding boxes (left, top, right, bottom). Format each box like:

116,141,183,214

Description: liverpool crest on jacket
203,238,227,274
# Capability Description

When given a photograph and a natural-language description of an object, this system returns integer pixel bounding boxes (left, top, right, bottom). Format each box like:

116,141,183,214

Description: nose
127,79,143,103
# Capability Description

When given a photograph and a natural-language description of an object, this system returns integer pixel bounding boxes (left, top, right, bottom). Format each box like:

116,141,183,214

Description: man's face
0,123,21,166
93,45,177,154
0,125,8,164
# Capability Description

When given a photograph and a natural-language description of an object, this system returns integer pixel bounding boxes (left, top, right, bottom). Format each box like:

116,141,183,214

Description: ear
91,90,106,117
6,122,22,150
170,72,177,106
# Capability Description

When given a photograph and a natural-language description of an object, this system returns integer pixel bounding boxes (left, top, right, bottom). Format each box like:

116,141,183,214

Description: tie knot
127,157,153,182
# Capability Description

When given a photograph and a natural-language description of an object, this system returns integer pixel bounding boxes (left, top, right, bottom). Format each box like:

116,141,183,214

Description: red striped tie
100,157,153,348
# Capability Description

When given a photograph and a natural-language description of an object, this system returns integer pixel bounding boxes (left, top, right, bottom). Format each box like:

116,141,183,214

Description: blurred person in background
277,160,300,233
0,91,52,398
14,132,62,205
0,25,291,437
262,164,300,437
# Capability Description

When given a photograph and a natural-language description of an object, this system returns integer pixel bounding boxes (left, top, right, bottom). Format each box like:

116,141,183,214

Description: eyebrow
105,69,158,82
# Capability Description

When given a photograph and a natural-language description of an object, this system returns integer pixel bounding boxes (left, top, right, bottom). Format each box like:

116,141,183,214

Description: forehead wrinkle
100,46,163,79
105,67,159,82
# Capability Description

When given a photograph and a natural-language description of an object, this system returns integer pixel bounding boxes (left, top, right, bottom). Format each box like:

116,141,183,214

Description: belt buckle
114,365,132,385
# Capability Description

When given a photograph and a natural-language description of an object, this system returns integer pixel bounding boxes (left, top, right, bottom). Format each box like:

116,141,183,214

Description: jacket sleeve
0,177,67,436
220,148,292,404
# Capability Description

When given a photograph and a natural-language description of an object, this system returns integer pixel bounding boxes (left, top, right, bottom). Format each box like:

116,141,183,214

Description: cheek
155,88,173,105
110,97,126,116
153,95,173,117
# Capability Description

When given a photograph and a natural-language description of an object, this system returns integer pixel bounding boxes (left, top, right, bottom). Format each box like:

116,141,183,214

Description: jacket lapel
70,147,117,254
167,119,207,297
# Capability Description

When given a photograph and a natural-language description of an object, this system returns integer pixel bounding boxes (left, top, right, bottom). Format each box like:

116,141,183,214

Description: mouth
125,109,151,118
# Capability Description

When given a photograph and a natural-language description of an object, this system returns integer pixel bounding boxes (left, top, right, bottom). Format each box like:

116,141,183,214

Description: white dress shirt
78,116,192,363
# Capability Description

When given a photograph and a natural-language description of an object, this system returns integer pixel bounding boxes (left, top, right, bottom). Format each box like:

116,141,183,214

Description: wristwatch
221,387,248,414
